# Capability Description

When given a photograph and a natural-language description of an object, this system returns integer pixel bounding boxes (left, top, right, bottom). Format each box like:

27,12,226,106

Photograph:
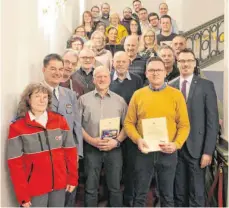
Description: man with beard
138,8,151,34
100,3,110,27
148,12,160,35
124,35,147,84
91,5,101,27
70,48,96,97
121,7,133,32
132,0,142,21
158,45,179,82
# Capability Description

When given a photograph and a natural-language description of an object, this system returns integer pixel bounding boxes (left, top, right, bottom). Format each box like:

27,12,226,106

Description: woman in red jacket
7,83,78,207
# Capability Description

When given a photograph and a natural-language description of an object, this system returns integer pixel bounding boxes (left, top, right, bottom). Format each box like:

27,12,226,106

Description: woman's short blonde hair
138,28,157,52
109,13,121,24
90,31,106,48
17,83,52,117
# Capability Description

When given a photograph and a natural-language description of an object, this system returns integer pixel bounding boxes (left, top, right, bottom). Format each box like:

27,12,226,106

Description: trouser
174,144,205,207
133,150,177,207
65,188,76,207
84,144,123,207
30,189,65,207
122,139,137,206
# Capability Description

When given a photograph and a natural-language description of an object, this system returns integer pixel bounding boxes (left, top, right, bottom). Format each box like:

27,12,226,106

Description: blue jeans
133,150,177,207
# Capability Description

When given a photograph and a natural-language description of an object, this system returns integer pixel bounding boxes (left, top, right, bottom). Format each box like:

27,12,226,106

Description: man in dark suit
169,48,219,207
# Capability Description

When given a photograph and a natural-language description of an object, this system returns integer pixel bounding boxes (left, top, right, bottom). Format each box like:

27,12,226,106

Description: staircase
183,15,227,207
183,15,224,69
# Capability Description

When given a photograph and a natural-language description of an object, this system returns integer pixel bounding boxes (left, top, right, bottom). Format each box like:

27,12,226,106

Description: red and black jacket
7,111,78,205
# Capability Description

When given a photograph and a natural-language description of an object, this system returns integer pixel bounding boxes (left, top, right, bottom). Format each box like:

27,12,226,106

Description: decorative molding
184,15,224,69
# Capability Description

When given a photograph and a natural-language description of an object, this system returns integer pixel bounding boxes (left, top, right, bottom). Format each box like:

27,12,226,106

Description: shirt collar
80,67,94,75
149,83,167,91
113,71,132,81
43,80,59,92
93,88,111,97
180,74,194,85
28,110,48,122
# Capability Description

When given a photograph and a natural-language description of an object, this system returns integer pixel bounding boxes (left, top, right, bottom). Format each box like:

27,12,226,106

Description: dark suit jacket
169,75,219,159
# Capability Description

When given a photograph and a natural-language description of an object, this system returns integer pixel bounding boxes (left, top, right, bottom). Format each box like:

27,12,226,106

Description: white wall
0,0,227,206
0,0,80,206
180,0,224,31
202,60,224,72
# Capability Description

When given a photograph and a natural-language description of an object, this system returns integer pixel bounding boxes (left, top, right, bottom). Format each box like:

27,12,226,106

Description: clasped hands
137,139,177,154
92,137,118,151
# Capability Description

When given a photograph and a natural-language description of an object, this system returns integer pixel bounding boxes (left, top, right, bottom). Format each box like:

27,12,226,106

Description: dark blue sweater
110,71,143,105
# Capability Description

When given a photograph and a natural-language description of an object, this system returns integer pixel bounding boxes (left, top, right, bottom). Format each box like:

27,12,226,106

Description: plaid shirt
129,54,147,84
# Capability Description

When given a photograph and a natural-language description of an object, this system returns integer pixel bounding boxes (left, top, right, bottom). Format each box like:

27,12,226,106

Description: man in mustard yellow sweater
124,57,190,207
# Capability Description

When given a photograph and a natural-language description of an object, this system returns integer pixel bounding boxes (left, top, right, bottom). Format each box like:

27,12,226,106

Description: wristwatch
113,138,121,147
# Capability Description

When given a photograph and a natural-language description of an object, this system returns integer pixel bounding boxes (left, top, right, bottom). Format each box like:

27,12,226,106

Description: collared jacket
7,111,78,205
42,81,83,158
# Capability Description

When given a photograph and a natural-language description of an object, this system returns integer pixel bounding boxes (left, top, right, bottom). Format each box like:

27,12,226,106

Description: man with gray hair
70,48,96,98
124,35,147,84
110,51,143,206
121,7,133,32
158,45,180,82
100,3,110,27
60,49,79,89
78,66,128,207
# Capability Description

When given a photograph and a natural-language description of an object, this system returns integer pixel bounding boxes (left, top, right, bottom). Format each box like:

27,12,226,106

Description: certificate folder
99,117,120,138
142,117,169,152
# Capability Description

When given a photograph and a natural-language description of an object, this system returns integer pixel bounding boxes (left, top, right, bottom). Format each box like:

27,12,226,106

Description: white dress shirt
43,80,59,100
28,111,48,127
180,74,194,100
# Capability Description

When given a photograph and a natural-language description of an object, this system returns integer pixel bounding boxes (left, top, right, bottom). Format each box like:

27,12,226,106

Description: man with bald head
171,35,187,60
71,48,96,97
79,66,127,207
124,35,147,83
110,51,143,206
110,51,143,104
171,35,200,76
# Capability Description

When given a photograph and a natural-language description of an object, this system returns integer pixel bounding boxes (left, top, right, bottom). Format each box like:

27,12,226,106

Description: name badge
66,104,72,108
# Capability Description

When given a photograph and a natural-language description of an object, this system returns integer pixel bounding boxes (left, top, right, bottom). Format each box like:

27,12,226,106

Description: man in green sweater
124,57,190,207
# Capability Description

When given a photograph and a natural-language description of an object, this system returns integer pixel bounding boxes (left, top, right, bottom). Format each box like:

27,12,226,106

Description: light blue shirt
113,71,132,83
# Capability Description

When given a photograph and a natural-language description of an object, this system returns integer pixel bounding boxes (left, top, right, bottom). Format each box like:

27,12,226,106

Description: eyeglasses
178,59,195,64
145,35,154,38
147,69,164,74
64,60,78,68
79,56,94,60
76,30,85,33
149,18,158,21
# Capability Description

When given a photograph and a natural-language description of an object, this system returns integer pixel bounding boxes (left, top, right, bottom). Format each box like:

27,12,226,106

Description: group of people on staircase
7,0,219,207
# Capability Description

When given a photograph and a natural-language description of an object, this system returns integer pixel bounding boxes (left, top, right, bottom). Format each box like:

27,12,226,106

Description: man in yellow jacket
124,57,190,207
